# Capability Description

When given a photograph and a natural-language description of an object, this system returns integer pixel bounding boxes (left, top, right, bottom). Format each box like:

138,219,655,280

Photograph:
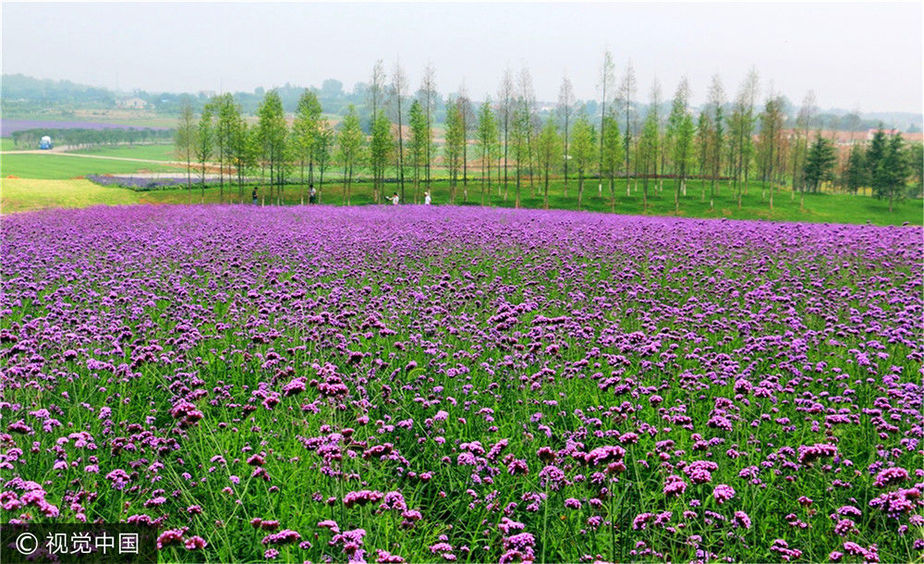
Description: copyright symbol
15,532,38,555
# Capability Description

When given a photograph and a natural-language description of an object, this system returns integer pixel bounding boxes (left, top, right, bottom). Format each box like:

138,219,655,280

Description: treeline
12,127,173,149
175,55,923,211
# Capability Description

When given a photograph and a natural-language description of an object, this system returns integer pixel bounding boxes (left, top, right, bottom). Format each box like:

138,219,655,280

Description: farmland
0,153,179,179
1,205,921,562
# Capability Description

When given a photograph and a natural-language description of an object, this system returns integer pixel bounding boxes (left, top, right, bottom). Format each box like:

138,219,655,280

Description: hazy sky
3,2,922,113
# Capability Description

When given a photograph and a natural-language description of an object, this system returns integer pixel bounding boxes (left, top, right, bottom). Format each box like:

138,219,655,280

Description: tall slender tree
444,98,465,204
498,68,515,200
598,49,616,195
557,75,575,194
408,99,427,203
707,75,725,209
476,99,499,206
617,61,637,194
419,64,437,192
369,60,386,130
337,105,364,205
390,61,408,202
601,110,622,211
536,116,561,210
757,94,784,210
293,90,322,204
257,91,287,205
174,100,196,196
194,104,214,203
370,111,394,204
570,115,595,210
457,83,475,200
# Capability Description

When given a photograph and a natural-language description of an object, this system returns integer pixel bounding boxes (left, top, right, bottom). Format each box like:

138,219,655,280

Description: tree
314,119,333,203
535,116,561,209
476,99,499,206
756,95,784,210
570,115,595,209
370,111,394,204
909,142,923,196
638,104,660,212
729,69,759,207
866,127,888,199
194,104,214,203
369,60,386,130
667,79,694,212
337,105,364,205
174,100,196,196
511,92,531,208
842,143,867,194
557,76,575,194
616,61,637,193
215,93,240,203
802,133,837,195
292,90,322,204
390,61,408,202
600,110,622,211
791,91,817,200
457,84,475,200
419,64,437,191
228,107,250,202
598,49,615,193
444,98,465,204
873,132,910,212
695,110,711,202
409,99,428,203
257,91,288,205
706,75,725,209
498,68,515,200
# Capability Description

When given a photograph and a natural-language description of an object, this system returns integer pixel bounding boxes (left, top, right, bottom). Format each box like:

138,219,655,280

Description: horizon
2,2,922,116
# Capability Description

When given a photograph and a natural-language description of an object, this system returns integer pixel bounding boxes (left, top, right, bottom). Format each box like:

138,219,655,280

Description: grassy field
0,178,143,213
2,170,921,225
68,143,177,161
0,153,180,179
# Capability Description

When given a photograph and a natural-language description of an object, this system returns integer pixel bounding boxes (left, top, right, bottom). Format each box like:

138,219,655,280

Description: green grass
67,143,178,161
0,153,179,179
0,178,142,213
3,172,921,225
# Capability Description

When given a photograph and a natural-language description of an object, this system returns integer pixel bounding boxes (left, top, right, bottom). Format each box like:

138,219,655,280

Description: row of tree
12,127,171,149
175,55,922,211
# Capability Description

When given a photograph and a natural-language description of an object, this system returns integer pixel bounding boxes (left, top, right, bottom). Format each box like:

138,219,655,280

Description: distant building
117,97,149,109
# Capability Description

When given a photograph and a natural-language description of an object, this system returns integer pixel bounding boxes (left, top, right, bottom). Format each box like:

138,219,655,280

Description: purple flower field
1,205,922,562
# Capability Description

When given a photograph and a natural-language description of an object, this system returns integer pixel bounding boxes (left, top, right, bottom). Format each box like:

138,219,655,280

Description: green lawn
6,174,917,226
1,178,142,213
0,153,179,179
67,143,177,161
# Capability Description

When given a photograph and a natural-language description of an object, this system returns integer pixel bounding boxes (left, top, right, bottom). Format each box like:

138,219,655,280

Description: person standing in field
309,184,317,204
424,191,432,205
391,192,399,205
252,187,258,205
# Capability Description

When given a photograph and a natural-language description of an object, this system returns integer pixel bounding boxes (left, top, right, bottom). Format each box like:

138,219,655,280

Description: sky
2,2,922,113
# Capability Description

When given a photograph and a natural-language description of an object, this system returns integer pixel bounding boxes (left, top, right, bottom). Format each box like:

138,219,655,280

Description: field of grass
2,205,920,562
0,153,180,179
0,178,143,213
3,169,921,225
67,143,178,161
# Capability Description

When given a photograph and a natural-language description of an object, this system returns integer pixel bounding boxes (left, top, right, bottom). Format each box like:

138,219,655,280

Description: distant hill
2,73,922,133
